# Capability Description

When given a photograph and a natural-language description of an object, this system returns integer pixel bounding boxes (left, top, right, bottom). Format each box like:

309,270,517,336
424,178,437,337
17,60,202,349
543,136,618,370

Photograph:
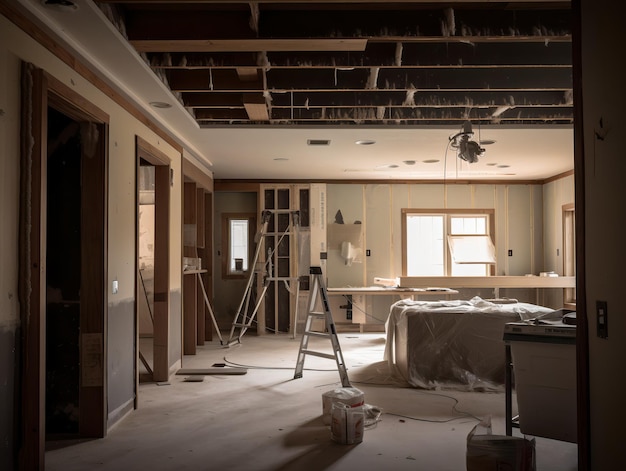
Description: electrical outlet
508,249,513,256
597,300,608,339
366,249,371,256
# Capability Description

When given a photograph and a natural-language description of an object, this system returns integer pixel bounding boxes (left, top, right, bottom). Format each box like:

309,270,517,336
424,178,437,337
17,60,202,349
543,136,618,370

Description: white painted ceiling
17,0,574,181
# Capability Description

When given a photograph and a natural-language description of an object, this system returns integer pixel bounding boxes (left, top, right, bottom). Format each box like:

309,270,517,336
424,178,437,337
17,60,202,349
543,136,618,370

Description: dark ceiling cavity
95,1,573,127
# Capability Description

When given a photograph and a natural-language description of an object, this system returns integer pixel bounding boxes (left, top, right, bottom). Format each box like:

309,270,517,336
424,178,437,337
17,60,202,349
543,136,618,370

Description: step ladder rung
303,331,330,338
300,350,336,360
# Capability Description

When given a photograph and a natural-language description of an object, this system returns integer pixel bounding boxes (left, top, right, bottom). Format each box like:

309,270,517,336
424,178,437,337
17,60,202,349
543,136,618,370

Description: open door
135,137,170,387
19,64,108,468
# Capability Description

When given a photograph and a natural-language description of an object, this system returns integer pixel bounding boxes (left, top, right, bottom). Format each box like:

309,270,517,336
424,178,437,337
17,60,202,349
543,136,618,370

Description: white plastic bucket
322,387,365,425
330,402,364,445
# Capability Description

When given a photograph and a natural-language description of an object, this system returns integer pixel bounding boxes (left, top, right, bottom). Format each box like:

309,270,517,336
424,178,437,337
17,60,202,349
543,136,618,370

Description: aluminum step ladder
293,266,351,387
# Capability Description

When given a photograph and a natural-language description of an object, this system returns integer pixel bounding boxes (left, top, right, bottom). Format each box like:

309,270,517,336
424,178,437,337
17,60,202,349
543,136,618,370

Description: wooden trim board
176,368,247,375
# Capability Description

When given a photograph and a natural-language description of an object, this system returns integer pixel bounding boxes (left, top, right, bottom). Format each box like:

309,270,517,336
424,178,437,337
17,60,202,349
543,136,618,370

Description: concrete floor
45,332,578,470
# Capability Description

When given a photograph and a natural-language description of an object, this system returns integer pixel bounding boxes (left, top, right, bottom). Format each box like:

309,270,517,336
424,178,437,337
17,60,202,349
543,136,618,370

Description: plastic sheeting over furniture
384,297,553,391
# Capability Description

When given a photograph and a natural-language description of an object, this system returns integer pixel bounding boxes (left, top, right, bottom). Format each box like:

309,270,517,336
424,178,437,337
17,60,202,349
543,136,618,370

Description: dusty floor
45,332,577,470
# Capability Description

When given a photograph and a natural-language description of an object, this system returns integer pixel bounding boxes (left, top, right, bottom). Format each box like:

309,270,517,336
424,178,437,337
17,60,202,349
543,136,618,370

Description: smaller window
229,219,249,274
222,213,255,278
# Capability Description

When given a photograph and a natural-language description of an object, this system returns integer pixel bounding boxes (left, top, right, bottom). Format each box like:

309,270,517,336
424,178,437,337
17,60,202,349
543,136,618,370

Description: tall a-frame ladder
294,266,351,387
226,209,301,346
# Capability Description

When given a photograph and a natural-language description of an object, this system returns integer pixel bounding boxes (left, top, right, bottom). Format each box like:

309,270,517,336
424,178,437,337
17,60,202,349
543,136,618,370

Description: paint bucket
330,402,364,445
322,387,365,425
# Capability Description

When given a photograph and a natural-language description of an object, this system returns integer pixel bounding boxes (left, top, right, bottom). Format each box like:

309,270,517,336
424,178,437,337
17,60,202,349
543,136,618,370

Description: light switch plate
112,279,119,294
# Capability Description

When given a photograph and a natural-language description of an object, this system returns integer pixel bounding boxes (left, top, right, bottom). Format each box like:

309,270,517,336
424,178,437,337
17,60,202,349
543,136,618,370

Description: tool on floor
226,209,301,346
176,367,247,375
294,266,351,387
138,268,154,377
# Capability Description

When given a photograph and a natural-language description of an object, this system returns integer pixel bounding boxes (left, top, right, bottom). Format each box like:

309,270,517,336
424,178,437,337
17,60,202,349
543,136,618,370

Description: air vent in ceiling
307,139,331,146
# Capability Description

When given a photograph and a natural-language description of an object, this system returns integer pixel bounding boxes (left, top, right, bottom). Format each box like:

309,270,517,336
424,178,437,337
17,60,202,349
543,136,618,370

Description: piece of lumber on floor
176,368,247,375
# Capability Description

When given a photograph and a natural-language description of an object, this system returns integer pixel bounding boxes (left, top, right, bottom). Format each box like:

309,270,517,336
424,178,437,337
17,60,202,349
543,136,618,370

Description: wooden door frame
135,137,171,386
19,63,109,469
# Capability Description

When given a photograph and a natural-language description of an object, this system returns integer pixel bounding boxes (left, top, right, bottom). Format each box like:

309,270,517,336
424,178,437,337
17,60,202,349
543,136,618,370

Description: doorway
19,64,108,468
135,137,171,386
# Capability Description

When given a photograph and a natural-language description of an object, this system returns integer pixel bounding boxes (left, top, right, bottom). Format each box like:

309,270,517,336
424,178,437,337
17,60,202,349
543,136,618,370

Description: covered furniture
384,297,553,391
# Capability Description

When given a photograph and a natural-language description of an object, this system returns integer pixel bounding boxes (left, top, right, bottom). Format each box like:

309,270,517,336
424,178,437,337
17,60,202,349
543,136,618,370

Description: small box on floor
467,421,535,471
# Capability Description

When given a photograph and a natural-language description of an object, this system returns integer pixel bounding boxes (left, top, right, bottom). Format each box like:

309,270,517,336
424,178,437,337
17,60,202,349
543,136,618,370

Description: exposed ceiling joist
130,38,369,53
95,0,573,127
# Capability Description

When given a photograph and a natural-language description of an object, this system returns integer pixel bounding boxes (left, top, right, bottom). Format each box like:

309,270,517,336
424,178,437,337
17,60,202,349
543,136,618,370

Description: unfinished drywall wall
542,174,575,308
326,181,571,321
0,11,190,443
326,185,365,287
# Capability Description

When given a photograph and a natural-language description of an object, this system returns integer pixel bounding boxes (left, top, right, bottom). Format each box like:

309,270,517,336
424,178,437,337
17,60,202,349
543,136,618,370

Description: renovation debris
183,376,205,382
467,418,536,471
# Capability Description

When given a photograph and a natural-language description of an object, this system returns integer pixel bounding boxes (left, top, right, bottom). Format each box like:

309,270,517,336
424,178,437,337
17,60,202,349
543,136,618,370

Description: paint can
330,402,364,445
322,387,365,425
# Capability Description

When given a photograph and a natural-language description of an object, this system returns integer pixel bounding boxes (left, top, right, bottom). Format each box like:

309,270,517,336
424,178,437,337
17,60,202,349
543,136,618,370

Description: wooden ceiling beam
130,38,368,53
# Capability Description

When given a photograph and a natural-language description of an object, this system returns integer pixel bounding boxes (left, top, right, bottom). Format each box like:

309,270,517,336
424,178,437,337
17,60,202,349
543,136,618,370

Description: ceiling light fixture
423,159,440,164
307,139,330,146
376,164,398,169
449,121,485,164
355,140,376,145
479,139,497,146
150,101,172,109
42,0,78,12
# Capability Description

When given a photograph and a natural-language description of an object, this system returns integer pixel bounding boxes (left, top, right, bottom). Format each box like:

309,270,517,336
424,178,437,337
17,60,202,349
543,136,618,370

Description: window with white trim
222,213,255,278
403,209,495,276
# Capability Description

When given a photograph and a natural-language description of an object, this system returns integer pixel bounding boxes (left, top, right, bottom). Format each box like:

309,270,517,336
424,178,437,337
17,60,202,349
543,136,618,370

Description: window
222,213,255,278
403,209,495,276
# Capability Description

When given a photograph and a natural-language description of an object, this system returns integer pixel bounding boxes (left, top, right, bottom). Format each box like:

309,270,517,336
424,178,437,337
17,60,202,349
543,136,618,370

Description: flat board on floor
176,368,247,375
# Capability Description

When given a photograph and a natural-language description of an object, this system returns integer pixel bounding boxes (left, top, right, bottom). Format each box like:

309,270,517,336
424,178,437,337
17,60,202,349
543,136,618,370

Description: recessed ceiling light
273,158,289,161
486,163,497,166
497,164,510,168
42,0,78,12
376,164,398,169
355,140,376,145
403,160,416,165
422,159,440,164
479,139,497,145
307,139,330,146
150,101,172,109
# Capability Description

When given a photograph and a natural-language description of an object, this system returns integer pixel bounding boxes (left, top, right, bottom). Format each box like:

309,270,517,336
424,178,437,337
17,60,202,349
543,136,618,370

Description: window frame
401,208,496,276
221,212,256,279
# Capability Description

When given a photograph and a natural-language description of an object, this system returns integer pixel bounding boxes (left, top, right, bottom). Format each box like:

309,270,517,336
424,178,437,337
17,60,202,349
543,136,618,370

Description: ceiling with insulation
17,0,574,181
